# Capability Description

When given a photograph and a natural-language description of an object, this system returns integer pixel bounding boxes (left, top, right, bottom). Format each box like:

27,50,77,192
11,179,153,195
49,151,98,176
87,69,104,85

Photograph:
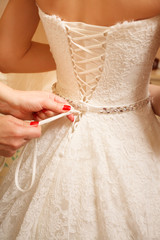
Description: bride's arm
0,0,56,73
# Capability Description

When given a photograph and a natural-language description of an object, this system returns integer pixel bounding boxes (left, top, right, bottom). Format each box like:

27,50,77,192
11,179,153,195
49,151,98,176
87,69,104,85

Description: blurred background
151,48,160,85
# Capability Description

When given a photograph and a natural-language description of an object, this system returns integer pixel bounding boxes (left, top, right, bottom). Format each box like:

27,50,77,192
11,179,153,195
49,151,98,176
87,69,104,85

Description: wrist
0,82,22,115
0,82,15,104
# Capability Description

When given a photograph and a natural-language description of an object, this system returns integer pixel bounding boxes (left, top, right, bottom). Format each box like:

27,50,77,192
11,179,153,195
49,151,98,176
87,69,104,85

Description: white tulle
1,6,160,240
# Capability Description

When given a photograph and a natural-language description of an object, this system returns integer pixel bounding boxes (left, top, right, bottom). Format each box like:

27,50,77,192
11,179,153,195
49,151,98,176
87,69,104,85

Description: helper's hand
0,115,41,157
0,89,74,122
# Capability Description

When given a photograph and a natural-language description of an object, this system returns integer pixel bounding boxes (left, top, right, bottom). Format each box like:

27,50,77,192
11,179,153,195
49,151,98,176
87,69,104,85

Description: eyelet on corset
99,67,103,72
102,43,106,49
101,55,105,61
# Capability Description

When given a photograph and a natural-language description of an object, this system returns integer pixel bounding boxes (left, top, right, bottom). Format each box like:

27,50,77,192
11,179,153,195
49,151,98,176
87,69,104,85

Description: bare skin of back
36,0,160,27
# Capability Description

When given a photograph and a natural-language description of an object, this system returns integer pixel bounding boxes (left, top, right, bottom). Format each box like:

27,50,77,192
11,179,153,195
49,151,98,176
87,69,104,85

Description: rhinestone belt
67,96,150,114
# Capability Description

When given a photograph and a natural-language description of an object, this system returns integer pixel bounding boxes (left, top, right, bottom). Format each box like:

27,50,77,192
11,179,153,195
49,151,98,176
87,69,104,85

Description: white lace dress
1,7,160,240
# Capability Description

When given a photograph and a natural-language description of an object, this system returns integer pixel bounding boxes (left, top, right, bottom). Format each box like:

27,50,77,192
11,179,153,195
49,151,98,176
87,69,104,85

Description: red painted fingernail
71,117,74,122
42,109,47,113
62,105,71,111
30,121,39,126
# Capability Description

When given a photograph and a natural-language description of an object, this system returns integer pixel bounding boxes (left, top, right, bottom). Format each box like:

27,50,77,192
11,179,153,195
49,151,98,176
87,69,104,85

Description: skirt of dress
0,103,160,240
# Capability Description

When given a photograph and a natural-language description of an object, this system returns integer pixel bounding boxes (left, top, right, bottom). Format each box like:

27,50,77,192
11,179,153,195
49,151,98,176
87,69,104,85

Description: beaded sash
51,91,151,116
65,96,150,114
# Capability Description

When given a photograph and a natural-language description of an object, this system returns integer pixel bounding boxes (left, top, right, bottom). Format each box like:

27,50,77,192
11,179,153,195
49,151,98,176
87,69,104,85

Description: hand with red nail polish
0,82,74,122
0,82,74,157
0,115,41,157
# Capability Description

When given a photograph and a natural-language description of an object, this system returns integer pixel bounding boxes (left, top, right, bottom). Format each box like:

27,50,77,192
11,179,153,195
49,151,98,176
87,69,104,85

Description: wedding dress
0,7,160,240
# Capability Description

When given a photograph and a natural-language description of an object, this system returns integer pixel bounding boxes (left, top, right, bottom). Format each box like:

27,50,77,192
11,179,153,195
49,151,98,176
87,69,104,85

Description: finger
9,138,29,151
35,110,56,121
38,109,56,119
67,114,74,122
21,121,41,140
45,102,72,114
44,110,56,118
35,111,47,120
0,116,40,155
43,93,72,114
32,112,42,122
38,109,74,122
0,148,16,157
0,138,28,155
49,93,67,104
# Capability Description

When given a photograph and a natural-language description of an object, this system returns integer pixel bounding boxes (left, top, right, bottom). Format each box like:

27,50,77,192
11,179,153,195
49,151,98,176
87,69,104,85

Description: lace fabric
1,7,160,240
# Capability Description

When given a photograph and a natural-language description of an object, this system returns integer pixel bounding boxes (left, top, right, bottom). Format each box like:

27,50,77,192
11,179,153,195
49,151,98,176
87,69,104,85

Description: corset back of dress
38,8,160,106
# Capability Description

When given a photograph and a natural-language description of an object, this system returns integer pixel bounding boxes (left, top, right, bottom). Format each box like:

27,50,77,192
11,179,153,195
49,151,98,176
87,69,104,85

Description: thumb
43,93,71,114
21,120,41,139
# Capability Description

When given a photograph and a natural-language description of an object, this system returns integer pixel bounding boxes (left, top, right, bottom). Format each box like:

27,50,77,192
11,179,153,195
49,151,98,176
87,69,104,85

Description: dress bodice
38,8,160,106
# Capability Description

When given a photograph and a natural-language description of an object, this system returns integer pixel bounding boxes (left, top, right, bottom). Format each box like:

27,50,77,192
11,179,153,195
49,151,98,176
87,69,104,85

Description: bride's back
36,0,160,26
